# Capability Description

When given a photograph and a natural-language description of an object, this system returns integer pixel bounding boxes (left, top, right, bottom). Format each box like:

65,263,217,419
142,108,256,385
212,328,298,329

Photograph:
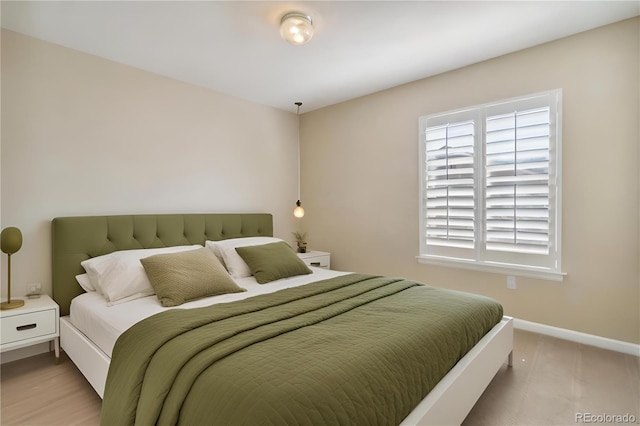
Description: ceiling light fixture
280,12,314,46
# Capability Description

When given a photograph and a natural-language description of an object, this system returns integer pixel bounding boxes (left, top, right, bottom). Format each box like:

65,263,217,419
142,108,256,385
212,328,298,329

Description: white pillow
205,237,283,278
81,245,202,304
75,273,97,293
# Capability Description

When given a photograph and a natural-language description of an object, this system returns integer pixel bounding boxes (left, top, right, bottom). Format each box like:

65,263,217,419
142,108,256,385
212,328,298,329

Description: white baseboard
513,319,640,357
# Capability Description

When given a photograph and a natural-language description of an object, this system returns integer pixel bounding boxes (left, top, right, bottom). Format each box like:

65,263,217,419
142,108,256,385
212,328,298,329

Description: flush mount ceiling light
280,12,314,45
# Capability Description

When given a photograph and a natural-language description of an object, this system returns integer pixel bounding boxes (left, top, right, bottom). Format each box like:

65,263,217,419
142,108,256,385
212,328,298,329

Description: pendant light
293,102,305,218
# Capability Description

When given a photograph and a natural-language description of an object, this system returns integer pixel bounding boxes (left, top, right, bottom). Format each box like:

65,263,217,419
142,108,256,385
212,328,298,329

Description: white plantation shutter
485,107,551,255
419,90,562,275
425,120,475,250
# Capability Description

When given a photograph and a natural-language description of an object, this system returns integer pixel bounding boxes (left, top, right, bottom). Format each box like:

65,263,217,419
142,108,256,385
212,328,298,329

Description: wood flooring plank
1,352,101,426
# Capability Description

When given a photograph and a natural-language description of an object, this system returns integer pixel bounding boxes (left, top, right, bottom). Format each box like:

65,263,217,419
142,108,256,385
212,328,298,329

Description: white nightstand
297,250,331,269
0,295,60,362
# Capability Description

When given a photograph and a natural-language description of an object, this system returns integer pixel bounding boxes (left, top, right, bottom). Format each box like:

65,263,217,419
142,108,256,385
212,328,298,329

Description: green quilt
100,274,503,426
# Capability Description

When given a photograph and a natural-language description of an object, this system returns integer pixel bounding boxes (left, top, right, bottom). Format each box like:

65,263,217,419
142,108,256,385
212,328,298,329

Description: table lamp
1,227,24,310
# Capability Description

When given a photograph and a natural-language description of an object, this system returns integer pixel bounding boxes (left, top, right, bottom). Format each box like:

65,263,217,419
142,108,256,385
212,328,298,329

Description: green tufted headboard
51,213,273,316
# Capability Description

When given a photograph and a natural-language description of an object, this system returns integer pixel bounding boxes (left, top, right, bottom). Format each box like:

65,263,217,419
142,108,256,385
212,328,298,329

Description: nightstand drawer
303,256,330,269
297,251,331,269
1,309,57,345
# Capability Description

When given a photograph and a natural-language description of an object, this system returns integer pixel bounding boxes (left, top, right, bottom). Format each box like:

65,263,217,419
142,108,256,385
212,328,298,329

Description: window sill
416,255,566,282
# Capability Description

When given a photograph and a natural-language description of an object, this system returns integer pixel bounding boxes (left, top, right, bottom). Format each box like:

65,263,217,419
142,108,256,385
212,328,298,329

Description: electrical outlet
506,276,517,290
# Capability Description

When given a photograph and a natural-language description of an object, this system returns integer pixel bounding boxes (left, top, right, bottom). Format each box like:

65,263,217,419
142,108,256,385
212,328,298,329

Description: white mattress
69,267,348,358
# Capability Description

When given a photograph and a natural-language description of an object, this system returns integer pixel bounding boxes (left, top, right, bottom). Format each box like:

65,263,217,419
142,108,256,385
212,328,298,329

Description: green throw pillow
235,241,312,284
141,247,245,307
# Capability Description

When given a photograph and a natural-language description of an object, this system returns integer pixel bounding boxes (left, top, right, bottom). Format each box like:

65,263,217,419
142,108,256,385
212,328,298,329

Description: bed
52,213,513,425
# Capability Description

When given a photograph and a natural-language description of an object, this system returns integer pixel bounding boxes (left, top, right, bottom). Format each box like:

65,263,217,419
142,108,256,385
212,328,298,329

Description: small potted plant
292,231,308,253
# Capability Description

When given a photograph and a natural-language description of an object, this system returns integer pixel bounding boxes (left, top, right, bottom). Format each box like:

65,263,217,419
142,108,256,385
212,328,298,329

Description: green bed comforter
100,273,503,426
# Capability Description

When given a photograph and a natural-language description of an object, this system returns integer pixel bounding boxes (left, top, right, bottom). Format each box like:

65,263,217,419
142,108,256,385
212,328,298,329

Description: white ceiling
2,1,638,113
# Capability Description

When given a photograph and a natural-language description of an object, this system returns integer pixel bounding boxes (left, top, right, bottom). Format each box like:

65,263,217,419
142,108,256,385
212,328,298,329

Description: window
418,90,563,280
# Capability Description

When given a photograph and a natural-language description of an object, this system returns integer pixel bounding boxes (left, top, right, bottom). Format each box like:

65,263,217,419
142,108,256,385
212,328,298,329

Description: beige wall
301,18,640,344
1,19,638,346
1,29,301,298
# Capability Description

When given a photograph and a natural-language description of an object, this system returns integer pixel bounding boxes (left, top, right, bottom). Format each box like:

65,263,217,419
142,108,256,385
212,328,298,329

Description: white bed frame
60,314,513,425
53,213,513,424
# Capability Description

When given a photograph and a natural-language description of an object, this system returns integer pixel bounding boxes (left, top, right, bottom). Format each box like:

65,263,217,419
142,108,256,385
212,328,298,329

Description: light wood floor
1,329,638,425
463,330,639,425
